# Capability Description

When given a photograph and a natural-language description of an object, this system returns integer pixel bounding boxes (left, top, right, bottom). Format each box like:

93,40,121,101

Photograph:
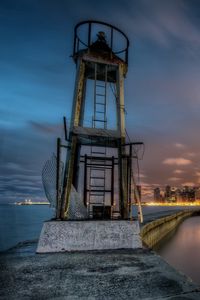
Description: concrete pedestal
36,220,142,253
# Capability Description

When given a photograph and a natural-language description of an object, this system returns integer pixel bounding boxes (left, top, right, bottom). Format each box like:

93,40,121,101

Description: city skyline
1,0,200,202
153,185,200,203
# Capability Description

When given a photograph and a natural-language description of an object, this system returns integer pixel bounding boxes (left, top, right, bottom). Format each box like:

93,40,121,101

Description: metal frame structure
54,21,143,221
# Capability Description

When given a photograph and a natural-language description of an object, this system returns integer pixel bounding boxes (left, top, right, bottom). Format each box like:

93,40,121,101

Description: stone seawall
140,210,200,248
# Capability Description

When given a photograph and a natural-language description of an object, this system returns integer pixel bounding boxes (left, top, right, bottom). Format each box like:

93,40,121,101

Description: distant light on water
143,202,200,206
157,216,200,286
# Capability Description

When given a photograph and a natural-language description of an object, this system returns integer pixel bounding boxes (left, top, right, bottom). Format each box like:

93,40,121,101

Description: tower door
83,154,114,219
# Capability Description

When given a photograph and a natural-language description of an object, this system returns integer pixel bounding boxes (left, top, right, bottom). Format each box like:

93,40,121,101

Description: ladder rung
90,165,109,169
90,176,105,179
88,203,104,205
93,119,106,122
88,165,112,169
96,102,106,106
96,93,105,96
90,167,106,171
91,151,106,154
88,189,111,192
89,193,106,196
88,203,104,206
89,159,106,162
89,194,104,197
89,195,104,198
96,84,106,88
90,184,105,191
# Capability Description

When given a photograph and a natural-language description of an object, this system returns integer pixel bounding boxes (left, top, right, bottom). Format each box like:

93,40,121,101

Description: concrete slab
37,220,142,253
1,243,200,300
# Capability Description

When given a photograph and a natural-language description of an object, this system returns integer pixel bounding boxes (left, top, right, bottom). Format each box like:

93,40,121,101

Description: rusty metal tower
55,21,143,221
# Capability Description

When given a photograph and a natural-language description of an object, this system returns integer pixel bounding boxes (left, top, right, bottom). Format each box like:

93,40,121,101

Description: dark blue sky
1,0,200,202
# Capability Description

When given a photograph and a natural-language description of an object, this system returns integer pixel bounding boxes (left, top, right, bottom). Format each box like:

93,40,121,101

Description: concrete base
36,220,142,253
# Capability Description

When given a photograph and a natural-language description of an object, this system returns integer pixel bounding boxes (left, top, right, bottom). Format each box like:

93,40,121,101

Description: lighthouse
37,21,143,253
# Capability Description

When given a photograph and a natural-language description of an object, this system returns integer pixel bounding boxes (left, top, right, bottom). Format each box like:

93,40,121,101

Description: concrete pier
1,210,200,299
1,241,200,299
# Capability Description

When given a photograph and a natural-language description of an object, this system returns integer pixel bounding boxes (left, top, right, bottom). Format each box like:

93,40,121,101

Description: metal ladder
88,63,108,218
92,63,107,129
88,146,107,218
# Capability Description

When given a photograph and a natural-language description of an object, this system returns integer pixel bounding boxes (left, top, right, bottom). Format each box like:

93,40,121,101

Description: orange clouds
174,169,184,174
163,158,192,166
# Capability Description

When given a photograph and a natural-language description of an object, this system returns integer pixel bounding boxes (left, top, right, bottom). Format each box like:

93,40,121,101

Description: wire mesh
68,185,87,220
42,154,63,209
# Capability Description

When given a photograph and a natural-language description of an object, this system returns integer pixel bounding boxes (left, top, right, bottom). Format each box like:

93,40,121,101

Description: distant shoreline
14,202,50,206
1,202,200,207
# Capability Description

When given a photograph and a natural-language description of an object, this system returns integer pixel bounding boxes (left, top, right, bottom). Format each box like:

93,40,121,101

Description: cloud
132,0,200,51
186,152,196,157
29,121,62,135
139,173,146,178
168,177,181,181
182,182,194,187
174,143,185,149
163,158,192,166
174,169,184,174
0,173,44,203
6,162,22,171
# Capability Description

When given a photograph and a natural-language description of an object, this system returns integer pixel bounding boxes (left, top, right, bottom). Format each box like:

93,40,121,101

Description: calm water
0,204,54,251
157,216,200,286
0,204,194,252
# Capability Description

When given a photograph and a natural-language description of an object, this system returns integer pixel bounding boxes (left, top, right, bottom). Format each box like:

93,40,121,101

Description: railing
73,20,129,64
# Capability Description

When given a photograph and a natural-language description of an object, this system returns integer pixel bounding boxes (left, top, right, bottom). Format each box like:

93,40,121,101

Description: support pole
56,137,61,219
117,63,128,219
60,60,85,219
83,154,88,207
63,116,68,141
111,156,114,206
129,144,132,217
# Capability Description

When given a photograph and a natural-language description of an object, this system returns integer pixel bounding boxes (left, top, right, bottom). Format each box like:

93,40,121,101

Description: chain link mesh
42,154,87,219
42,154,63,209
68,185,87,220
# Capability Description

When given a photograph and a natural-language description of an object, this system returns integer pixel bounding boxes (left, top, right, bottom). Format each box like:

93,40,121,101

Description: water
157,216,200,286
0,204,54,251
0,204,197,253
1,204,199,285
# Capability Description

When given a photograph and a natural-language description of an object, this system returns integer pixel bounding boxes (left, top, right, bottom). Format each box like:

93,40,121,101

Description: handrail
73,20,129,64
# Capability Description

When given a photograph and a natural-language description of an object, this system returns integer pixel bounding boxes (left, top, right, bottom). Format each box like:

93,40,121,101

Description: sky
1,0,200,203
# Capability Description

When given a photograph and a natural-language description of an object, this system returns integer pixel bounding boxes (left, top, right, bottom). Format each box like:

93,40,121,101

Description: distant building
195,187,200,201
170,187,176,202
176,189,182,203
165,185,171,202
154,187,161,202
188,187,195,202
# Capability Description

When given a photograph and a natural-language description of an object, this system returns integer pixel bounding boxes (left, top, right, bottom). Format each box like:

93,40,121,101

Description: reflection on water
157,216,200,286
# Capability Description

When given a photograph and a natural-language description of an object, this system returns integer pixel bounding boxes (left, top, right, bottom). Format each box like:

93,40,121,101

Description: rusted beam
60,60,85,219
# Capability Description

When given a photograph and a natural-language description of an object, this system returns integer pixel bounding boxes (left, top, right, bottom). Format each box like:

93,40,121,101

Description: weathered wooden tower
56,21,143,221
38,21,144,253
